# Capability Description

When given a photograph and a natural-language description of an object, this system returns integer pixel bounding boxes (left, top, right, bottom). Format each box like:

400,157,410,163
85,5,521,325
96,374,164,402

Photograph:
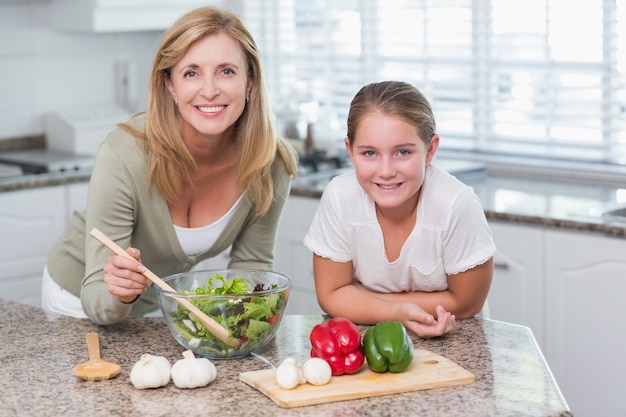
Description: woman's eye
221,68,235,76
183,70,198,78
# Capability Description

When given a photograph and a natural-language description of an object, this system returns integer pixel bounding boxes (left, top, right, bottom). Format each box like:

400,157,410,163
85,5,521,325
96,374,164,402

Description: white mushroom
275,357,306,390
302,357,332,386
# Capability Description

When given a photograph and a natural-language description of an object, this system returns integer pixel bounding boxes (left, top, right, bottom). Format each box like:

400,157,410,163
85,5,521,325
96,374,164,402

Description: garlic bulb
170,350,217,389
129,354,171,389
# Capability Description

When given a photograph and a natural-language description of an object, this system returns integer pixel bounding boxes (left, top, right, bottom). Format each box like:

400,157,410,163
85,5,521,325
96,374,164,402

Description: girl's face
345,112,439,214
165,33,251,141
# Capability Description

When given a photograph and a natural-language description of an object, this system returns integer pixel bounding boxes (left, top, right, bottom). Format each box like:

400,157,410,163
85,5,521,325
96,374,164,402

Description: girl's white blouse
303,165,496,293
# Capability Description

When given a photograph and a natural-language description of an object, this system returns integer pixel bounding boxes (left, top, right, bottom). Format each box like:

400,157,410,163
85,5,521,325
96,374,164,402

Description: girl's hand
102,247,151,303
400,304,456,338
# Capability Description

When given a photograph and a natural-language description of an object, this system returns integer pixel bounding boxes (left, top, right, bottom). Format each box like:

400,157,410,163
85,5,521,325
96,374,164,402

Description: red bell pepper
309,317,365,375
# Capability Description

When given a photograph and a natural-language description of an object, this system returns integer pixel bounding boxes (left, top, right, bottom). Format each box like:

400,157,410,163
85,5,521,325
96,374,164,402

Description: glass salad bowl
155,269,291,359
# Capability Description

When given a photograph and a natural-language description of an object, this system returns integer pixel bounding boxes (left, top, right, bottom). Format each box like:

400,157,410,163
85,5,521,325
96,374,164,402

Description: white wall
0,0,162,141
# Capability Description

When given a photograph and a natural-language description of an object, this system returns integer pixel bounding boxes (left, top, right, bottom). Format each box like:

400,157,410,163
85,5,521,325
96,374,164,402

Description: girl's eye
397,149,412,157
363,150,376,157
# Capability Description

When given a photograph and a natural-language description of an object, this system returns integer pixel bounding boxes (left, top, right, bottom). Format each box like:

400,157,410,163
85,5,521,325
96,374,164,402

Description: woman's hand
102,247,151,303
399,303,456,338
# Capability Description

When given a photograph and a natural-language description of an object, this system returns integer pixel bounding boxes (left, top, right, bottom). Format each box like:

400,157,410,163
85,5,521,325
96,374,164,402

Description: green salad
170,274,286,354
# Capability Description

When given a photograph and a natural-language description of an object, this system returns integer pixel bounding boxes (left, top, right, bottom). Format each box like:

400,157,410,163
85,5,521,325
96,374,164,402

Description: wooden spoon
90,227,241,348
73,333,121,381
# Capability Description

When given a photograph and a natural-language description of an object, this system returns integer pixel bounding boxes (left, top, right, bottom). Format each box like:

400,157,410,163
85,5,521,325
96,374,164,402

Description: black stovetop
0,149,95,174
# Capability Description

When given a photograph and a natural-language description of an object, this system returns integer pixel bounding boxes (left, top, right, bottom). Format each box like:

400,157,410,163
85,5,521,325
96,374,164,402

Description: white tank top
174,195,244,256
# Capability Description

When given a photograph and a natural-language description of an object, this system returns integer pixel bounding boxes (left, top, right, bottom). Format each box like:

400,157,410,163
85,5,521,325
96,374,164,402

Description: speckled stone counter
0,169,91,191
1,299,570,417
289,167,626,238
2,163,626,238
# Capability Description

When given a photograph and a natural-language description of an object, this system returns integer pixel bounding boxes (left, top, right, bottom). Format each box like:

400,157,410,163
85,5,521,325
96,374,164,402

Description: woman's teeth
198,105,225,113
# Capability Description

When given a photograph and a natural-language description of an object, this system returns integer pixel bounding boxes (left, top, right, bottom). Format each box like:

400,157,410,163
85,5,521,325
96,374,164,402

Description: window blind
241,0,626,165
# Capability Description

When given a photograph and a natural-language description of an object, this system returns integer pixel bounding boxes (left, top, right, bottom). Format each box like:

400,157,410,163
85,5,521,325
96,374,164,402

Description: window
241,0,626,165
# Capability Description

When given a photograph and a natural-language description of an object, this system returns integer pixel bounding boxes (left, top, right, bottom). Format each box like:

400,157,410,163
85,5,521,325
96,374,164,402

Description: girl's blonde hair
346,81,437,147
122,7,298,215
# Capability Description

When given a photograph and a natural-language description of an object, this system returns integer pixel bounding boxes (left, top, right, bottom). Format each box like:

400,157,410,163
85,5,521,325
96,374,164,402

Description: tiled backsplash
0,1,162,141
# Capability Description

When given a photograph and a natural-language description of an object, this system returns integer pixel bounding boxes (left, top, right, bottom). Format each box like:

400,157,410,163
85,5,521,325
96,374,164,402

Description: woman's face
345,112,439,214
165,33,251,141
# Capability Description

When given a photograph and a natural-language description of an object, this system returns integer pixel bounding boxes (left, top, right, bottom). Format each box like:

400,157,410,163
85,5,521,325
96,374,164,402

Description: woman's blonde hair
346,81,437,148
122,7,297,215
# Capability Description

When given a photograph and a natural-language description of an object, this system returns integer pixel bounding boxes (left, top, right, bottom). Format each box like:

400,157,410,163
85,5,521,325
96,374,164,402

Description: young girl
304,81,495,338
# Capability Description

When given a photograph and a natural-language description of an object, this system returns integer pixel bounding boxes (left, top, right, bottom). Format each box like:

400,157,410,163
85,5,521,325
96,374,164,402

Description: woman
304,81,495,338
42,7,299,325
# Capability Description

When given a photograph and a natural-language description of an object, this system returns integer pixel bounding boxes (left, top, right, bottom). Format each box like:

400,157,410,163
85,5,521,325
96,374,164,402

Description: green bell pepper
363,321,413,373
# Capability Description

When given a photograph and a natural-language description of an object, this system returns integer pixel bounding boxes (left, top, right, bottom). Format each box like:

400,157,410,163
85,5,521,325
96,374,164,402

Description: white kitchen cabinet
275,196,324,316
544,229,626,417
65,181,89,223
488,222,626,417
0,186,66,307
488,221,545,347
49,0,232,32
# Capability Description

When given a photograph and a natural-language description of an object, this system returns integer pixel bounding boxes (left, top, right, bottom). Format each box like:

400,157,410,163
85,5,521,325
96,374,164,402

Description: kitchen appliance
239,348,475,408
0,150,95,174
0,162,23,178
45,105,132,155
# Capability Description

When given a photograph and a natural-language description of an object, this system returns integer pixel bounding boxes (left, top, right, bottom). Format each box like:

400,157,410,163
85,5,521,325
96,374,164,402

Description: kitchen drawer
0,186,66,307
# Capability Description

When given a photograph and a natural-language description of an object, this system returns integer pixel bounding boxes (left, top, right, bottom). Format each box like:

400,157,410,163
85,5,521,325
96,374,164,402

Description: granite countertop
0,168,91,191
2,159,626,237
0,299,570,417
289,166,626,238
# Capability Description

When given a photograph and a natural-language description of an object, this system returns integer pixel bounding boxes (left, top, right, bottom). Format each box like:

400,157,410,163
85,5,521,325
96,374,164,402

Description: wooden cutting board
239,349,475,408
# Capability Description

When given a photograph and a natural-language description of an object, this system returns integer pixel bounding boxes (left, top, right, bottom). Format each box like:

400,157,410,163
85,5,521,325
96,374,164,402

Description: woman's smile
197,105,226,114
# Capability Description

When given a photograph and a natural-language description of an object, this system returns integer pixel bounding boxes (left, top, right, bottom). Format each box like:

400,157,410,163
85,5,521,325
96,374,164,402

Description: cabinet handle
494,261,509,270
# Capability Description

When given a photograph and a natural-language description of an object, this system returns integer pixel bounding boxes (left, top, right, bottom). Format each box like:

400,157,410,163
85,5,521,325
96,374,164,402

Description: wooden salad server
73,332,121,381
90,227,241,348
